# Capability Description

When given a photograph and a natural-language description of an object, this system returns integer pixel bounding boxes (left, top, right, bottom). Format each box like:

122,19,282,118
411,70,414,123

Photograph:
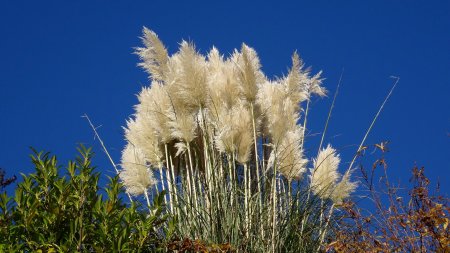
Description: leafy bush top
0,146,171,252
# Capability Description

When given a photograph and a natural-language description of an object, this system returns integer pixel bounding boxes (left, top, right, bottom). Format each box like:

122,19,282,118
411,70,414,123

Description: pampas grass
120,27,359,252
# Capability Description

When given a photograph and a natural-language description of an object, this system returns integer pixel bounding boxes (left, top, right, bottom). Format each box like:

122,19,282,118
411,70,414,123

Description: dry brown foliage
167,238,235,253
0,168,16,189
327,143,449,253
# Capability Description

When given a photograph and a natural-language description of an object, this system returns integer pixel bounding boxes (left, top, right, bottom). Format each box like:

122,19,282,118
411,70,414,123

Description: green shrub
0,146,170,252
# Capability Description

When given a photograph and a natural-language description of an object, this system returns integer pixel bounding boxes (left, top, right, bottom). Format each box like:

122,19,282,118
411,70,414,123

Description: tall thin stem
300,100,310,150
244,163,249,238
317,203,335,253
144,188,151,212
271,159,278,253
158,167,167,206
250,103,264,239
165,144,175,213
186,142,199,212
287,180,292,208
347,76,399,173
168,147,180,217
318,70,343,152
183,153,193,211
82,114,133,203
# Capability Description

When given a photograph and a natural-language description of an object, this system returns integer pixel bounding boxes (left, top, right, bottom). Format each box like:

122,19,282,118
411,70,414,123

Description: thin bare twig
318,68,344,153
82,114,133,203
347,76,400,173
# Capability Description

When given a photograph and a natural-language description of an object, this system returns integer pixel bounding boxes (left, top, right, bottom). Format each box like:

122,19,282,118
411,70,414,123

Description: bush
0,146,170,252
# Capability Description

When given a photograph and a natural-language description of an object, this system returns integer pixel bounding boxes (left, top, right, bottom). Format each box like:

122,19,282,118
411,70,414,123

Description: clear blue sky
1,1,449,194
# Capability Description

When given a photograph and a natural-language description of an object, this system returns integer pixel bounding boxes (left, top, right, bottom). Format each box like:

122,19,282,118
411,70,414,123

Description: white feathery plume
275,126,308,181
146,51,200,146
160,54,199,148
283,52,310,108
308,71,326,97
124,115,164,168
168,108,197,144
135,82,173,144
214,101,254,164
257,81,299,145
174,142,188,157
257,81,285,118
282,52,326,104
310,144,340,198
135,27,169,82
175,41,208,110
233,44,266,103
331,169,358,205
214,107,235,155
196,107,214,139
162,51,182,88
256,81,284,139
120,143,156,196
232,103,254,164
207,47,241,114
207,47,222,70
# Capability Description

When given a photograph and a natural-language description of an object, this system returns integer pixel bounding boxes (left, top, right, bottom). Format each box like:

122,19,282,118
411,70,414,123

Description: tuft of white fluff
167,103,197,144
175,41,208,110
283,52,310,108
214,101,254,164
306,71,326,99
135,27,169,82
207,47,241,114
232,103,255,164
120,144,156,196
124,115,164,168
233,44,266,103
331,169,358,205
135,82,173,144
257,81,299,145
310,144,341,198
269,126,308,180
214,106,236,155
278,127,308,180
